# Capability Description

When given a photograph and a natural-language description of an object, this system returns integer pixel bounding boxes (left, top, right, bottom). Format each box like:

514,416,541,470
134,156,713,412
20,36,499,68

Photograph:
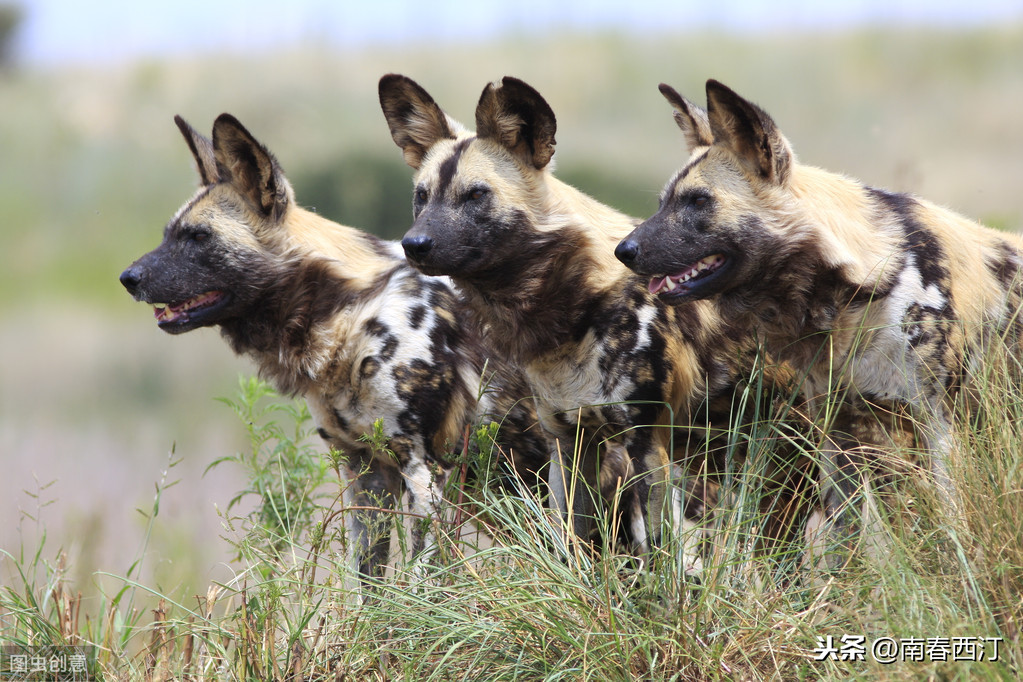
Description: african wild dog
119,114,547,583
378,74,762,569
616,79,1023,549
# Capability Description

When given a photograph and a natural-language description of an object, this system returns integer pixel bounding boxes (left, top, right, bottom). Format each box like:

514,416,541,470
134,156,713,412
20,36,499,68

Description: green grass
3,361,1020,680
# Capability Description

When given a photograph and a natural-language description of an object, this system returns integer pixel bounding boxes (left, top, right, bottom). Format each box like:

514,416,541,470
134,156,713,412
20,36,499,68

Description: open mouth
647,254,728,300
152,291,226,330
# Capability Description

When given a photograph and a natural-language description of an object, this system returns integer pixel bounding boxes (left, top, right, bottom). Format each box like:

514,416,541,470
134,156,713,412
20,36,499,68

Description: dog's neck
454,224,631,363
718,174,911,366
219,215,402,396
277,208,402,291
719,232,888,370
447,174,639,362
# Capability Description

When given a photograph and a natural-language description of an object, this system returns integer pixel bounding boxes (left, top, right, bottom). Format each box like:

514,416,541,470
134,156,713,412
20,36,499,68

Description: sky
14,0,1023,65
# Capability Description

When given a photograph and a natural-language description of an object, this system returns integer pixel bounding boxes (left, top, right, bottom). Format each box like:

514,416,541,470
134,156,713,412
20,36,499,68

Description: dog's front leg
811,427,891,572
629,437,703,576
344,451,401,590
396,444,451,579
597,441,645,554
913,396,962,519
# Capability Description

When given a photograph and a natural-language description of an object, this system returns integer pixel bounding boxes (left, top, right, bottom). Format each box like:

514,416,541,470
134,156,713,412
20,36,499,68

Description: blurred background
1,0,1021,603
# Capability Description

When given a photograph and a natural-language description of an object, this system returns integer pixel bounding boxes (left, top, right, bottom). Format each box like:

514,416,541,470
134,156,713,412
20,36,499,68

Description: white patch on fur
680,515,704,576
633,303,658,352
529,338,607,421
823,253,947,406
404,460,442,519
381,239,408,261
629,501,650,554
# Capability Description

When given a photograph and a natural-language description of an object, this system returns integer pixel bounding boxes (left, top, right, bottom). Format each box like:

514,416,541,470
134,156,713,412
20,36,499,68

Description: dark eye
415,188,429,204
467,187,489,202
689,194,710,209
184,228,210,244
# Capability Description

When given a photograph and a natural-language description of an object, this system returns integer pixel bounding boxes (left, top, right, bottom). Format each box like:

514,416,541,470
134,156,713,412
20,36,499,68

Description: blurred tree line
292,155,415,240
292,157,657,240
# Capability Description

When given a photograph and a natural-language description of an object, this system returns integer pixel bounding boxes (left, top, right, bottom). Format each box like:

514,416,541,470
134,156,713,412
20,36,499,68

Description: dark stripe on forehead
165,186,214,235
437,138,473,196
665,149,710,198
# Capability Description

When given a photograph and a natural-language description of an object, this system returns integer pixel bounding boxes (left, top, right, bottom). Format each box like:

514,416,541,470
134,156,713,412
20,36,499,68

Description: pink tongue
648,277,667,294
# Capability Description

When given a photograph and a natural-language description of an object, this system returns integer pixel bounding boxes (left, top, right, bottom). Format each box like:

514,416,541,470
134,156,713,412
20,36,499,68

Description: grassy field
1,23,1022,680
5,369,1021,680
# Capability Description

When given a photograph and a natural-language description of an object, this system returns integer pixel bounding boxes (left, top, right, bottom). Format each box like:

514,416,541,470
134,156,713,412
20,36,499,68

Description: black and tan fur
617,79,1023,541
379,74,764,567
119,114,547,583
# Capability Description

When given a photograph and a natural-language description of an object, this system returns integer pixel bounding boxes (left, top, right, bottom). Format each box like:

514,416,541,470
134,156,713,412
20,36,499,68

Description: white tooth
682,272,692,283
665,277,677,291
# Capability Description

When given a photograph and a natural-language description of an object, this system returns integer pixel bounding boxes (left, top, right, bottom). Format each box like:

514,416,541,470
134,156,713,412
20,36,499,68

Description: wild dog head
616,80,796,304
119,114,296,333
379,74,564,285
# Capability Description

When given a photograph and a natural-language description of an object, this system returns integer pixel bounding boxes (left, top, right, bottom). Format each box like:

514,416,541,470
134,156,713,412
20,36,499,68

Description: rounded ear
705,79,792,185
378,74,458,169
174,115,219,185
475,76,556,170
658,83,713,152
211,113,291,222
